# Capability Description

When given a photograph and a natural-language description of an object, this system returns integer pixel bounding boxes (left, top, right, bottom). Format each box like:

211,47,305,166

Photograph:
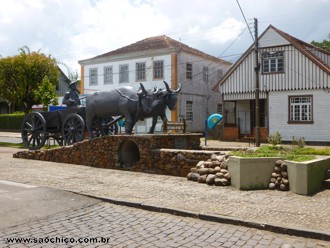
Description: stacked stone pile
187,153,231,186
269,160,289,191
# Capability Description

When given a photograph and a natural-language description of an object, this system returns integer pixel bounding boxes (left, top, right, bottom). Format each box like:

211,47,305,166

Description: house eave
78,47,179,66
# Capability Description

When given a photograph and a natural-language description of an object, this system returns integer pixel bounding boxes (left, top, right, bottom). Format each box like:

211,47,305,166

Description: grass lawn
231,145,330,162
0,142,59,150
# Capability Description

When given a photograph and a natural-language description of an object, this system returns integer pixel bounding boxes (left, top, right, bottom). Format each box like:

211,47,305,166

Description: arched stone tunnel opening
117,140,140,167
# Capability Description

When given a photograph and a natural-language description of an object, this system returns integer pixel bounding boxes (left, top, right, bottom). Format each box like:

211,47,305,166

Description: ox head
162,81,181,110
137,83,152,113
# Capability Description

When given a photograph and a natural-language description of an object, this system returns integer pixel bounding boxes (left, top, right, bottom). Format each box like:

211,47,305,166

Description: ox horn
163,81,181,93
151,86,160,95
138,83,148,94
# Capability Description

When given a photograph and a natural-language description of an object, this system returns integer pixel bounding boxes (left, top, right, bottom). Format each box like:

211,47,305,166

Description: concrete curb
68,190,330,241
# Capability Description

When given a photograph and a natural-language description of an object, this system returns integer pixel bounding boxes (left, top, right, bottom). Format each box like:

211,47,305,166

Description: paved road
0,136,22,144
0,188,328,248
0,134,329,247
0,180,100,230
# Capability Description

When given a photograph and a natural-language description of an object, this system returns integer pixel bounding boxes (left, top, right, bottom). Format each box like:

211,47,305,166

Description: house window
153,60,164,79
104,66,113,85
262,51,284,73
89,68,98,85
289,95,313,123
186,101,193,121
136,62,146,81
186,63,192,79
119,64,129,83
203,66,209,83
217,69,223,80
217,103,222,115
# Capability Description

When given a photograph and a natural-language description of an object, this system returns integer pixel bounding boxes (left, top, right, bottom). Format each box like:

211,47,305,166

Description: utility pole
254,18,260,147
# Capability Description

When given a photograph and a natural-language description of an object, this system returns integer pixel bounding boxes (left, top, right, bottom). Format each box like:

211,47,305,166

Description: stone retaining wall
13,134,224,177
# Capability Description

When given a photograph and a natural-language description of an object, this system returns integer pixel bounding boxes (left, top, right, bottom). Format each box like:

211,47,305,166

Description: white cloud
202,18,245,45
0,0,329,77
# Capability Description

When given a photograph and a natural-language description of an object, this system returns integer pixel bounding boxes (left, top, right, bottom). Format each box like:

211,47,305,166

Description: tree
34,76,58,111
0,47,59,113
311,34,330,52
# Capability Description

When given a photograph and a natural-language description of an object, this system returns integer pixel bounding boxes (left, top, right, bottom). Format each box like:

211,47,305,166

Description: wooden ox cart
21,107,120,150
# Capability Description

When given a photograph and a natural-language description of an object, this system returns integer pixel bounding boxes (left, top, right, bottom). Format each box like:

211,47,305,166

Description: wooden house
213,25,330,143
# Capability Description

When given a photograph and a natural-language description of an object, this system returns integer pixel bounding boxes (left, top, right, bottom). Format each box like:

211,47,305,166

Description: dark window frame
186,101,193,122
262,51,284,74
89,68,98,86
104,66,113,85
136,62,146,81
203,66,209,83
288,95,313,124
119,64,129,83
153,60,164,80
186,63,192,80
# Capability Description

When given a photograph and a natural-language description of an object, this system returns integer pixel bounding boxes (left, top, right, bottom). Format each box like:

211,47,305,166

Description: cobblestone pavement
0,146,330,239
1,201,329,248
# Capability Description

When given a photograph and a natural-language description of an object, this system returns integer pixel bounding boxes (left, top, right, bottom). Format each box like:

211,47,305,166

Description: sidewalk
0,144,329,241
0,131,21,138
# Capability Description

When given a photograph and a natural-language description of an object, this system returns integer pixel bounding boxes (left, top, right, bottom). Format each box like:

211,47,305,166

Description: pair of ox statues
63,81,181,138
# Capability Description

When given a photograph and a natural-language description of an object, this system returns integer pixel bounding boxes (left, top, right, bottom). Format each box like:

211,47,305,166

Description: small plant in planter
292,136,306,148
268,131,282,147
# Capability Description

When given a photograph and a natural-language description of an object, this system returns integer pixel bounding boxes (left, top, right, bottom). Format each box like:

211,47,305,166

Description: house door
237,101,251,135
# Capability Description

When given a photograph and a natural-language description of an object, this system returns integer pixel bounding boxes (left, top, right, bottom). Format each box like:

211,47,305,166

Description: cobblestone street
1,146,329,238
1,201,329,248
0,137,330,247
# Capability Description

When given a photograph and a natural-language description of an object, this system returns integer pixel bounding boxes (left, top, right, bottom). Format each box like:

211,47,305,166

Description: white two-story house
213,25,330,143
78,35,231,133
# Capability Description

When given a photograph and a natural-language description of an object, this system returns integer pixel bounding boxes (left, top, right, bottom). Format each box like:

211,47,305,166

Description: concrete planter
228,156,330,195
228,156,283,190
286,157,330,195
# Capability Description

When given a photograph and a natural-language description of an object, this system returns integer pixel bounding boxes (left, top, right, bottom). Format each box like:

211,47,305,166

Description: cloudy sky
1,0,329,77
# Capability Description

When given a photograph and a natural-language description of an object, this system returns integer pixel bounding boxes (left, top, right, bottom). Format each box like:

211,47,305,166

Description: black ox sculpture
137,81,181,134
86,83,152,137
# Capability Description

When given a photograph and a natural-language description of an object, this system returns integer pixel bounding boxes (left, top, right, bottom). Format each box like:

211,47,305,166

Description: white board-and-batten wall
269,89,330,142
219,26,330,142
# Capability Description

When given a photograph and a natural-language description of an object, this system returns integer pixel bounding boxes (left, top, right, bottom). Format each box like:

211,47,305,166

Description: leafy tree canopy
0,46,59,113
34,76,58,111
311,34,330,52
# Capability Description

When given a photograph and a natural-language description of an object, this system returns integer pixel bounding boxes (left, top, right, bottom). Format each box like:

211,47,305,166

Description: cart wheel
21,112,47,150
102,117,118,135
62,113,85,145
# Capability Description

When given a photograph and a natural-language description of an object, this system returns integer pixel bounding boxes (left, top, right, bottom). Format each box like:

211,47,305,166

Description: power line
235,0,254,42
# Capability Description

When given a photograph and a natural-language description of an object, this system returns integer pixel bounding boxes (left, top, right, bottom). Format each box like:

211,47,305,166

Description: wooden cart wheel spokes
21,112,47,150
102,117,118,135
62,113,85,145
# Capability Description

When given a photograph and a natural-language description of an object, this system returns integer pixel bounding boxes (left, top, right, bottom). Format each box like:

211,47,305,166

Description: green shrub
268,131,282,146
0,113,25,131
232,145,317,162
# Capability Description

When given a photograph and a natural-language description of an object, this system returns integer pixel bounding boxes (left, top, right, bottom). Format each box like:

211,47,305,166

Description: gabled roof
212,25,330,91
272,25,330,73
79,35,231,65
57,66,70,84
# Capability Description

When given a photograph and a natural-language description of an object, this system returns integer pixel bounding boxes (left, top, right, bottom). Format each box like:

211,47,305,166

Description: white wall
82,51,231,133
177,52,230,132
83,54,172,93
269,89,330,142
83,54,173,133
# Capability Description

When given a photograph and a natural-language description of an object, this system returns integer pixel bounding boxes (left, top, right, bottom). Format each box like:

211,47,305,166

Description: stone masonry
12,134,225,177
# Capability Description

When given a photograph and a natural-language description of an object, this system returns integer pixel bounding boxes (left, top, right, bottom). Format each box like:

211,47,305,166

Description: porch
220,99,269,142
